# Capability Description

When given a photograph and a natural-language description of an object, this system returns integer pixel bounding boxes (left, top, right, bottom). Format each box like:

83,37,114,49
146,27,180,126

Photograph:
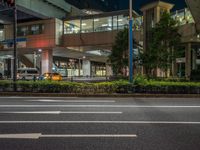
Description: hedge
0,79,200,94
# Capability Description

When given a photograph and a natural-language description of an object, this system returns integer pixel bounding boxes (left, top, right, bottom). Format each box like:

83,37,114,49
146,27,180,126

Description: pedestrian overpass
185,0,200,33
0,0,80,24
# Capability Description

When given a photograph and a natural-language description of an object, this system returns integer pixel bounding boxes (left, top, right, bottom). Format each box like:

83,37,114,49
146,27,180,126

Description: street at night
0,97,200,150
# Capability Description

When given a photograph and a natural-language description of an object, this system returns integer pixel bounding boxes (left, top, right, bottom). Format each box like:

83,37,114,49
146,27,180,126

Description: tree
108,28,129,75
142,11,181,77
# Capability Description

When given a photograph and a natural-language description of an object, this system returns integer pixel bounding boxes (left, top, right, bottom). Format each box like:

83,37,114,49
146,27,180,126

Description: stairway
19,55,34,68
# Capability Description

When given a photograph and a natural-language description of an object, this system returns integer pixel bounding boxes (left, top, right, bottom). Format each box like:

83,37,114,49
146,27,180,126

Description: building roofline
65,9,139,21
140,0,174,11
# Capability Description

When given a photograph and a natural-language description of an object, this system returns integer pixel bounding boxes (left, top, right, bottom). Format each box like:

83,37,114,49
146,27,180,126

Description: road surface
0,96,200,150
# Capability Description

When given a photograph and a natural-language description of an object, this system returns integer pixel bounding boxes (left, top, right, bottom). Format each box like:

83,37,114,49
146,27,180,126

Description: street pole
13,0,17,91
129,0,133,83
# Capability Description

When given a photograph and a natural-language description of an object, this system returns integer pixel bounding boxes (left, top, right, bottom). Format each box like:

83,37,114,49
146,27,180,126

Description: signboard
2,38,27,49
176,57,186,63
196,59,200,65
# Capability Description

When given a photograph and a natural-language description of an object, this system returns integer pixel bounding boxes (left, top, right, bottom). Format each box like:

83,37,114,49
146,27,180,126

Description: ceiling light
94,19,99,22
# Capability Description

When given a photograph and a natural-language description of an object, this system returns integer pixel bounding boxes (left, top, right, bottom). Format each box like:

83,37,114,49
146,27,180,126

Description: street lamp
13,0,17,91
129,0,133,83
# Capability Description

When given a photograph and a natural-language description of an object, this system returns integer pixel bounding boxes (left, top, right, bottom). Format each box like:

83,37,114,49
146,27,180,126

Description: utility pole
129,0,133,83
13,0,17,91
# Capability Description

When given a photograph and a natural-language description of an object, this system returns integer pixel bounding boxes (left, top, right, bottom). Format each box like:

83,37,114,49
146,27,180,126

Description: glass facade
64,20,80,34
94,17,112,32
0,29,4,41
81,19,93,33
64,13,143,34
17,24,44,36
171,8,194,25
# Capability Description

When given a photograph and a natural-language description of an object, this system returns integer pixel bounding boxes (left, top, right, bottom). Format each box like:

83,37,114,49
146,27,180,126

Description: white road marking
0,111,122,114
0,133,41,139
26,100,116,103
0,105,200,108
0,97,78,99
0,133,137,139
0,121,200,124
0,111,61,114
61,111,122,114
40,134,137,138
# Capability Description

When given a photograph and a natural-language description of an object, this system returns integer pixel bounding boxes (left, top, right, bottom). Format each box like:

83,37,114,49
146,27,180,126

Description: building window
81,19,93,33
17,24,44,36
118,15,129,30
30,24,44,35
94,16,112,32
113,16,118,30
17,26,28,36
0,30,4,41
64,20,80,34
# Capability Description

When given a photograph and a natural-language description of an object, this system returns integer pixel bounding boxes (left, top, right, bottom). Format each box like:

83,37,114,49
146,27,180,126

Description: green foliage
142,11,181,77
134,74,148,85
109,28,129,75
0,80,200,94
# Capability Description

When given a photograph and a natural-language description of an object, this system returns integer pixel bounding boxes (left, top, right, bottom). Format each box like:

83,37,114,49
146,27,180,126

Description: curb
0,92,199,98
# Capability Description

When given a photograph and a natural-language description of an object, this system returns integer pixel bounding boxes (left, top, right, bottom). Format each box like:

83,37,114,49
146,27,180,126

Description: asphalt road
0,96,200,150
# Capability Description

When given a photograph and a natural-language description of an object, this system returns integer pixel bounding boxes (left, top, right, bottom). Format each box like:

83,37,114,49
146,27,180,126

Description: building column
41,49,53,74
106,64,113,77
82,60,91,77
185,43,191,78
192,49,197,70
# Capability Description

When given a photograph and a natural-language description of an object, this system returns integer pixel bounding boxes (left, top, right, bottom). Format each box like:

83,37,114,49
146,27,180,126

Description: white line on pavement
25,100,116,103
0,97,78,99
0,111,61,114
61,111,122,114
0,111,122,114
0,133,137,139
0,105,200,108
0,133,41,139
0,121,200,124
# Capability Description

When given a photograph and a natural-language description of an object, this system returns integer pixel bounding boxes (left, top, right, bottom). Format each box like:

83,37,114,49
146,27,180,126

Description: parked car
17,68,39,80
40,73,62,81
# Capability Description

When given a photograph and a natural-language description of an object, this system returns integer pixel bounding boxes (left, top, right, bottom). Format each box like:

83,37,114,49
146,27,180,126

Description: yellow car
42,73,62,81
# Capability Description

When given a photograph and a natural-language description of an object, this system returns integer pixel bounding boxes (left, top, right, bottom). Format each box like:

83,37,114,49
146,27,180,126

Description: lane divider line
0,111,122,114
0,105,200,108
26,100,116,103
0,133,137,139
0,121,200,124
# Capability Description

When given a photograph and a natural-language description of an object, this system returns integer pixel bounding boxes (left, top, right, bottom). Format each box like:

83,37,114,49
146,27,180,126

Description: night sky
120,0,187,13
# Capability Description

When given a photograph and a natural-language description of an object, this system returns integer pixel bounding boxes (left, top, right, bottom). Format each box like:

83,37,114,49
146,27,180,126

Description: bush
0,79,200,94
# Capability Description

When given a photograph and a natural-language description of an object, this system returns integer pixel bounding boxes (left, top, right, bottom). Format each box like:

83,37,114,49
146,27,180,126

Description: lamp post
129,0,133,83
13,0,17,91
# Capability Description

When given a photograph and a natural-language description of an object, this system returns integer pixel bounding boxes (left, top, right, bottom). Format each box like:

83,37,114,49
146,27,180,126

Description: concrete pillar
106,64,113,77
82,60,91,77
185,43,191,78
41,49,53,74
192,49,197,70
11,58,14,79
143,11,147,53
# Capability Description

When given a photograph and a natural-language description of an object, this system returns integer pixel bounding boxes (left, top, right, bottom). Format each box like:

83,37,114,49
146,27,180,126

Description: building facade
0,0,200,79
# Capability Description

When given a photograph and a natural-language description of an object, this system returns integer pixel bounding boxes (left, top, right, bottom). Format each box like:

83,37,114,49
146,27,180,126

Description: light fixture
82,23,87,26
38,49,42,52
101,24,108,27
94,19,99,22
